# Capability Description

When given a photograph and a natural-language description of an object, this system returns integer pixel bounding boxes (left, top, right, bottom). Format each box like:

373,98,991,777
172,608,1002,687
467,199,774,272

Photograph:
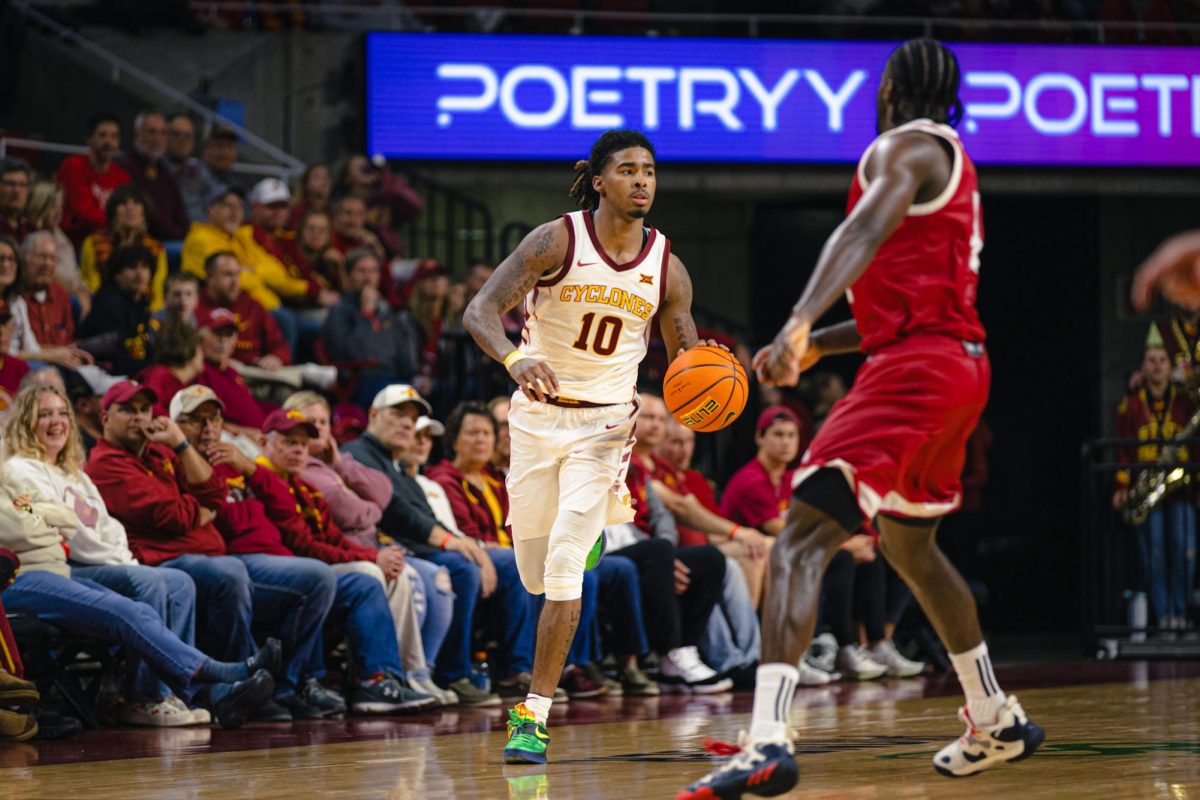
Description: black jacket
78,286,152,377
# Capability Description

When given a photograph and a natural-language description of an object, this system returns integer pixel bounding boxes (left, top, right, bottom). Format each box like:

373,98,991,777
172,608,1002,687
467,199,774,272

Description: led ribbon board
366,33,1200,166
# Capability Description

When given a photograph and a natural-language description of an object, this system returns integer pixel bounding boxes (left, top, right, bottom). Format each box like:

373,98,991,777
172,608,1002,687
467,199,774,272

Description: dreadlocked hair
884,38,963,127
568,129,656,210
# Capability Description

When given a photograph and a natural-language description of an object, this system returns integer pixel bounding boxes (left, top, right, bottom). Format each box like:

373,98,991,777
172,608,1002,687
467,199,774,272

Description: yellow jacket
79,230,168,311
180,223,309,311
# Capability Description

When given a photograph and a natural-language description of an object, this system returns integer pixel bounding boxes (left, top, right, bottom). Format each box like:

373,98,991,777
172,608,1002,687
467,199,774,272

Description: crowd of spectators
0,105,945,742
178,0,1200,46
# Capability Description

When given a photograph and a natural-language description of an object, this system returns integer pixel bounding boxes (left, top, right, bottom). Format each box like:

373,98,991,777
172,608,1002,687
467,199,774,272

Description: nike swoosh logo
961,751,988,763
605,423,622,430
577,260,598,267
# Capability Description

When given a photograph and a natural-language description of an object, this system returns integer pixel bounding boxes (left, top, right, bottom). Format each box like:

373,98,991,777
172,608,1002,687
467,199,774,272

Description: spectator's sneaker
300,679,347,717
503,702,550,765
806,633,838,674
248,698,293,722
868,640,926,678
212,669,275,730
30,706,81,740
796,660,840,686
835,645,886,681
621,664,661,696
583,662,623,696
352,675,433,714
496,672,533,697
0,670,39,706
398,684,439,712
166,695,211,726
676,731,799,800
406,675,458,706
0,708,38,743
447,677,502,707
248,638,283,679
120,697,197,727
277,692,324,721
561,664,608,699
659,647,734,695
934,695,1044,778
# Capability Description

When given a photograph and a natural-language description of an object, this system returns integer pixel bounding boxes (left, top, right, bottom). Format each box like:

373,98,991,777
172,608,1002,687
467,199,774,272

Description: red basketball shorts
794,335,990,520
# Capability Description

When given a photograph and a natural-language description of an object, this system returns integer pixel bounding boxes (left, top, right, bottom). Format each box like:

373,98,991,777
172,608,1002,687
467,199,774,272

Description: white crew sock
523,692,552,725
748,663,798,742
948,642,1006,725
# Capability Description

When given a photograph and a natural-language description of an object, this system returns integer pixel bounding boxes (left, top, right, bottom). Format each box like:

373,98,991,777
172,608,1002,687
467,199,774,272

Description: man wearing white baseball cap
247,178,292,262
344,384,517,706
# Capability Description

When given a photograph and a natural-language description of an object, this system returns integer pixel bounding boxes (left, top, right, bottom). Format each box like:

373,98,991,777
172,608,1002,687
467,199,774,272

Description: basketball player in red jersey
679,39,1043,799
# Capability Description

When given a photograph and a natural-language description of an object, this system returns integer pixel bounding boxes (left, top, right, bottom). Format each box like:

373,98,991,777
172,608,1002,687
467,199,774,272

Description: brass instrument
1123,404,1200,525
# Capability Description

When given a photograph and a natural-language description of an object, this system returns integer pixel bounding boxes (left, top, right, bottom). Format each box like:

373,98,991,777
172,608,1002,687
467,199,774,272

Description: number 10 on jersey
572,312,624,356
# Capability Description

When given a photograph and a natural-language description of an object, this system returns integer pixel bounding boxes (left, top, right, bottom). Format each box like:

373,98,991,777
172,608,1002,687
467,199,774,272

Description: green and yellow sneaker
504,702,550,764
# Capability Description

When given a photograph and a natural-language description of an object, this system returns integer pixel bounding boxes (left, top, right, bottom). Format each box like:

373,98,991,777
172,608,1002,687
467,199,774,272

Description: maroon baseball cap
101,380,158,411
196,306,239,332
262,408,318,437
755,405,801,435
412,259,447,282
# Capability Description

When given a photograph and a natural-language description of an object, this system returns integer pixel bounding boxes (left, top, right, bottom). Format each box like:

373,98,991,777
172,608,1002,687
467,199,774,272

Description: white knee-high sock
748,663,798,741
949,642,1006,725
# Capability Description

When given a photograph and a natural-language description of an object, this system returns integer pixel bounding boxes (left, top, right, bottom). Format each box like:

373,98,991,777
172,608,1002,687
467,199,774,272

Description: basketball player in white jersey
464,129,714,765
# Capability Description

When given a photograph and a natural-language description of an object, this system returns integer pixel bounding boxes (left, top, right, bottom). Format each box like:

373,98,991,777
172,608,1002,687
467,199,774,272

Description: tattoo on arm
660,254,700,355
532,225,556,258
491,265,541,312
673,314,698,350
464,221,565,361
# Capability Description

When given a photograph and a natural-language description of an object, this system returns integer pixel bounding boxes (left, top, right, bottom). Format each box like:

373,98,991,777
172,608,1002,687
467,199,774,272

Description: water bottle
1126,590,1148,642
471,650,491,693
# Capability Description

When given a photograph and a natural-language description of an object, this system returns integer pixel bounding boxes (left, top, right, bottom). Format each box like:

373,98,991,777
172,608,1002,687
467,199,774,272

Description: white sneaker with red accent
119,697,197,727
933,695,1045,777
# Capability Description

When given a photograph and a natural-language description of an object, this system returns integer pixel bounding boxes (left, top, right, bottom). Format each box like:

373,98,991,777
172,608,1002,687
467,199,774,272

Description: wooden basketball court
3,660,1198,798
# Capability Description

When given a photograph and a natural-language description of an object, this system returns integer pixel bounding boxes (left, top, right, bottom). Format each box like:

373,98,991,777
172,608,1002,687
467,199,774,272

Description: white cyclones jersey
520,210,670,405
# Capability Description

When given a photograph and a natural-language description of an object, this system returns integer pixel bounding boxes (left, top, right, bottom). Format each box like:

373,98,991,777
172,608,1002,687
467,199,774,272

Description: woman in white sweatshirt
5,384,205,726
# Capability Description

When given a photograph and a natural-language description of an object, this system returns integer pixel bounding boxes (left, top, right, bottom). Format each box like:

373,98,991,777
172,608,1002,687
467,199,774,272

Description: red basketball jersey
845,119,987,354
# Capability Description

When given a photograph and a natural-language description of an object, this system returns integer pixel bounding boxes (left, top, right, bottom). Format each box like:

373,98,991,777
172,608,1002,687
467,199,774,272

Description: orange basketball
663,345,749,432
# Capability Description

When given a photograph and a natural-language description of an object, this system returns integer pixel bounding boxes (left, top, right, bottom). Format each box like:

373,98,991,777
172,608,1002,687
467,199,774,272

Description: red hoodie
257,459,379,565
85,439,226,565
209,462,296,557
197,292,291,366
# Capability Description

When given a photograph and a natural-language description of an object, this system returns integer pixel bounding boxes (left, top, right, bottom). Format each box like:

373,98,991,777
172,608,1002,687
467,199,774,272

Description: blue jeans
69,564,196,703
162,553,336,697
483,548,536,679
5,572,207,697
593,555,648,658
699,558,762,675
406,557,454,681
157,555,255,662
314,572,405,680
1137,499,1197,622
421,550,481,684
271,307,299,360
